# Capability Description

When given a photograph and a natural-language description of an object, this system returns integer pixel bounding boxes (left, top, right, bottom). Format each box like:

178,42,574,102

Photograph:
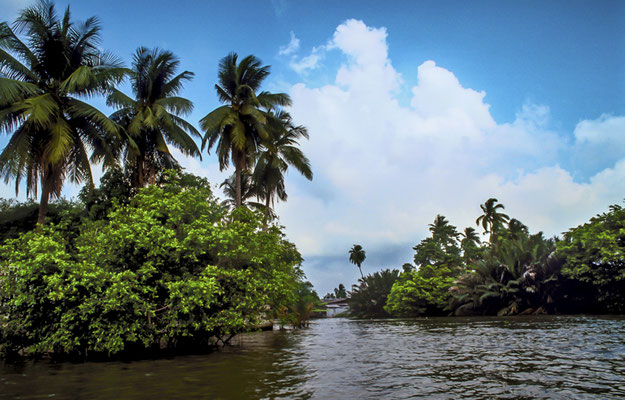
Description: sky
1,0,625,296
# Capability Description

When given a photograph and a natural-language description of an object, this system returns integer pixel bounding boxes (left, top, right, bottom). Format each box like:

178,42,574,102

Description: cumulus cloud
273,19,625,294
289,46,325,74
279,31,300,56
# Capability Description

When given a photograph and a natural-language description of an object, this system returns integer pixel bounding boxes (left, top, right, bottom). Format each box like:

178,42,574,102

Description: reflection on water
1,316,624,399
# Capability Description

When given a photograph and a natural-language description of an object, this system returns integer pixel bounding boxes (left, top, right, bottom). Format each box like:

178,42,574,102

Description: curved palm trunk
358,264,364,280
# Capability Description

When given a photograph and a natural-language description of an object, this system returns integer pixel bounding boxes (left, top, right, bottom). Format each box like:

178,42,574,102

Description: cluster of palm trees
0,1,312,225
448,198,563,315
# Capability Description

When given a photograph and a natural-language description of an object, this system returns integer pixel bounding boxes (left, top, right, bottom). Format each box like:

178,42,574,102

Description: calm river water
1,316,624,399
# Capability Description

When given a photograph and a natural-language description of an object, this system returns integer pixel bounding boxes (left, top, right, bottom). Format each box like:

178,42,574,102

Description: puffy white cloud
275,19,625,294
289,47,324,74
279,31,300,56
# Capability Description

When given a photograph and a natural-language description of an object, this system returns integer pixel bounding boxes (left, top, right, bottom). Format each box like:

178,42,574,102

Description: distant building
323,297,349,317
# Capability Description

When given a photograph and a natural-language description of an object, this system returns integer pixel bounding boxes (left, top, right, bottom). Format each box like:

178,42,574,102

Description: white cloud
278,31,300,56
275,19,625,294
289,47,324,74
289,46,325,74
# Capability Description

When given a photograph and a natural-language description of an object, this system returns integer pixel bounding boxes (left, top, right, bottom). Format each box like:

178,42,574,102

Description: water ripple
1,316,624,399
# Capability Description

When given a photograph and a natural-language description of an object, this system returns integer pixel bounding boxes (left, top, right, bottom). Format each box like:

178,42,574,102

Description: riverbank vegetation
0,1,316,359
0,171,310,359
349,198,625,318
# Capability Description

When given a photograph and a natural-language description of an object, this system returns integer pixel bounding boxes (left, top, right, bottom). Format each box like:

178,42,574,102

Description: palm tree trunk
358,265,364,280
235,164,242,208
264,193,271,223
37,174,51,227
234,150,245,208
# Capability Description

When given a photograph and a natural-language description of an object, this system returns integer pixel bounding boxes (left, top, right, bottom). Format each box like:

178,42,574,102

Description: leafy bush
385,264,455,317
557,204,625,314
0,171,302,358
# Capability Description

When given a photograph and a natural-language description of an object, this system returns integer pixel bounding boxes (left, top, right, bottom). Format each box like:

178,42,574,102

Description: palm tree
460,226,482,263
219,170,266,212
476,198,510,242
460,227,481,248
252,110,312,222
200,53,290,208
0,1,126,225
349,244,366,279
107,47,201,187
507,218,529,240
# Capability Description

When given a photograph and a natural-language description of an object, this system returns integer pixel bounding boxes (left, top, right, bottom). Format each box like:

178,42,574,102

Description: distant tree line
348,198,625,318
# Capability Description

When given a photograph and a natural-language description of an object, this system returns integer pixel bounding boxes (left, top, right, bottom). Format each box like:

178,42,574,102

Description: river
1,316,624,399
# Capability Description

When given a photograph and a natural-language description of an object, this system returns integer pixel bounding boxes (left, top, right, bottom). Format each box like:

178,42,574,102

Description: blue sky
1,0,625,295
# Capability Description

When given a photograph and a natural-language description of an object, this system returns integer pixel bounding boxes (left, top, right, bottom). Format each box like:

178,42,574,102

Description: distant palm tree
460,227,481,248
507,218,529,240
219,170,266,212
476,198,510,242
200,53,290,207
460,226,482,264
429,214,459,243
349,244,366,279
0,1,126,225
107,47,201,187
252,110,312,222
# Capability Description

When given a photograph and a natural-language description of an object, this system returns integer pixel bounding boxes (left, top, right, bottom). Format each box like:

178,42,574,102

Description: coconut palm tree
460,226,482,264
200,53,290,207
252,110,312,222
460,227,481,248
107,47,201,187
476,198,510,242
0,1,126,225
349,244,366,279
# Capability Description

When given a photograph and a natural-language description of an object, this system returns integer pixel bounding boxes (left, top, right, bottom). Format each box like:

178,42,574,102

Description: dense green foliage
449,232,563,316
348,269,399,318
278,281,322,329
557,204,625,313
385,264,455,317
0,171,304,358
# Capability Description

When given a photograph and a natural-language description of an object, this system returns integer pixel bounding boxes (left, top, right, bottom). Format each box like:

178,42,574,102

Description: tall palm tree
476,198,510,242
107,47,201,187
200,53,290,208
0,1,126,225
349,244,366,279
252,110,312,222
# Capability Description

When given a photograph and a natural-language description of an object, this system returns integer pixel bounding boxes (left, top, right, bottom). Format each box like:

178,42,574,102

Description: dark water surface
2,316,624,399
